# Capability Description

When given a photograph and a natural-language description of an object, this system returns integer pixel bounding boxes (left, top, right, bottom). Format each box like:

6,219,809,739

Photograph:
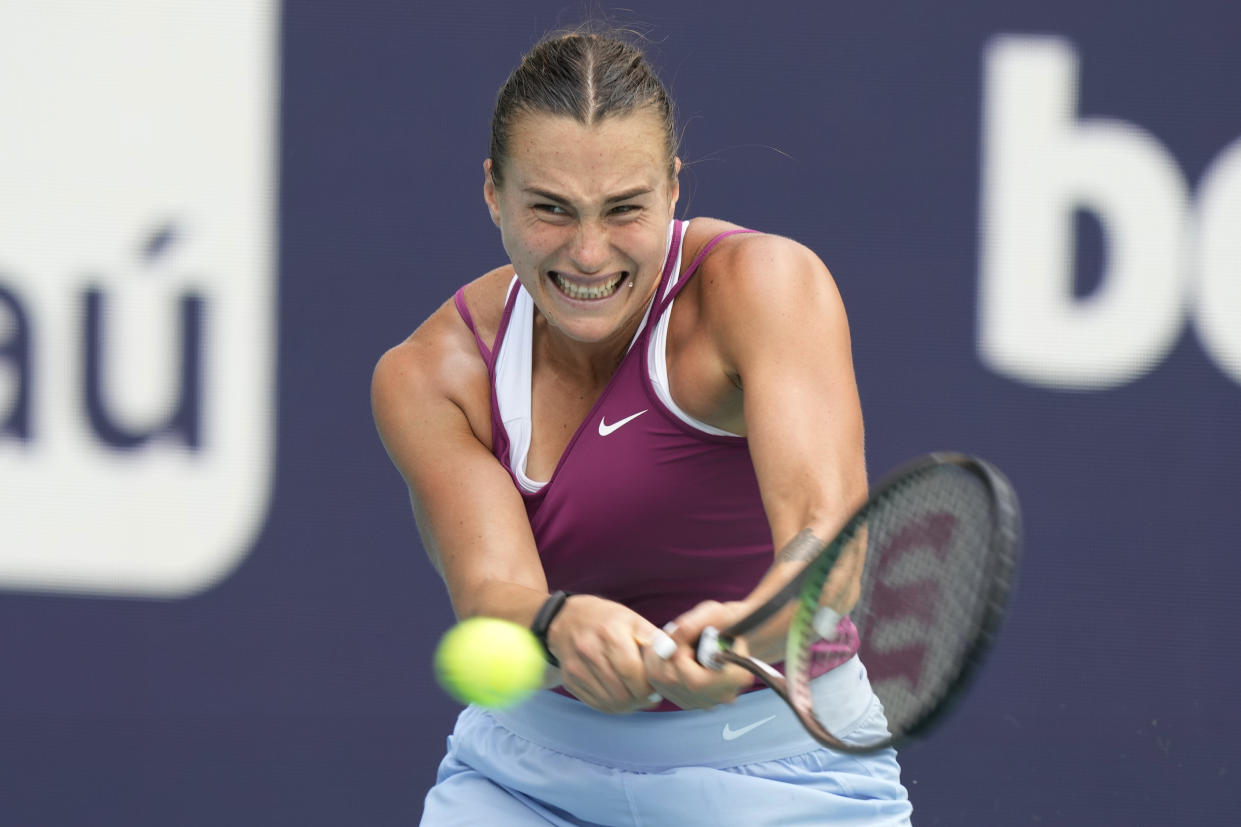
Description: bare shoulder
680,216,747,262
692,223,842,324
685,223,848,382
371,265,514,451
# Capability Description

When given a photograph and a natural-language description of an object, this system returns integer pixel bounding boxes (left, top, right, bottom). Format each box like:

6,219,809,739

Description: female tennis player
372,28,913,826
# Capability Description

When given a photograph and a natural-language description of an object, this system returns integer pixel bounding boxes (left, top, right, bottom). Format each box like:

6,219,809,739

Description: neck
534,303,646,386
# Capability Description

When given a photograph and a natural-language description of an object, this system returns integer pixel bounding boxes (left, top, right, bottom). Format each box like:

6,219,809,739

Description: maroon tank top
454,221,859,681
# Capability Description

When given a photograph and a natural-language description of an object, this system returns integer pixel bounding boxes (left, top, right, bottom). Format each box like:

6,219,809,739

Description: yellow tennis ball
433,617,546,708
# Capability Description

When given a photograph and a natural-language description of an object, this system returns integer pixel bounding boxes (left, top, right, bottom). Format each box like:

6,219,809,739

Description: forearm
447,575,550,627
735,527,861,663
719,531,816,662
413,494,552,628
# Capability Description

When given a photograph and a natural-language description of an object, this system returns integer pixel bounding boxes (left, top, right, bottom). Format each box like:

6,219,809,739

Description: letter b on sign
978,36,1241,389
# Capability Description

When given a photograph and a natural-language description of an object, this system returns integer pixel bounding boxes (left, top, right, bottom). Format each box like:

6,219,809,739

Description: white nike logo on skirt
721,715,776,741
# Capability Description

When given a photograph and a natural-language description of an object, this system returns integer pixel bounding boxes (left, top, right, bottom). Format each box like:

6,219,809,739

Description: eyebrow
523,187,653,204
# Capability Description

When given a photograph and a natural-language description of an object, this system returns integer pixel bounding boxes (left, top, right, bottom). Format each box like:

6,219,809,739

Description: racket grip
696,626,724,670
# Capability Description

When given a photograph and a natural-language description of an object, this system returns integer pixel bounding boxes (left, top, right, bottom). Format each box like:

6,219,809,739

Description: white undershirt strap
648,224,741,438
492,220,737,494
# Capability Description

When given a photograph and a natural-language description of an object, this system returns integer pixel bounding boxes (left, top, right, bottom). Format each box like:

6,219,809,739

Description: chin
548,314,629,344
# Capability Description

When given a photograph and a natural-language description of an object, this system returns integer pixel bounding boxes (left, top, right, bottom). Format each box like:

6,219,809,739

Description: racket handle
697,626,724,670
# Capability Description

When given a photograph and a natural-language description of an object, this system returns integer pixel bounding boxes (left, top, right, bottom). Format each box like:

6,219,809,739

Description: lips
549,270,629,301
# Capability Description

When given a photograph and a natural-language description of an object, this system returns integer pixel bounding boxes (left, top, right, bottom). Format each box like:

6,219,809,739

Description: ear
482,159,501,227
669,157,682,215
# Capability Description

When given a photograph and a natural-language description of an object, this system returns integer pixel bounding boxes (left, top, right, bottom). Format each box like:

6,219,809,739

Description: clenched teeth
551,272,626,300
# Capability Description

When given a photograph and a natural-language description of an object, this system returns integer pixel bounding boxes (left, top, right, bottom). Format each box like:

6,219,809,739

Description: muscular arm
371,300,549,625
372,294,661,712
668,234,868,665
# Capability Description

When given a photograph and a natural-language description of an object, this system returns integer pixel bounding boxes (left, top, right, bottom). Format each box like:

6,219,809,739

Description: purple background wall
2,1,1239,824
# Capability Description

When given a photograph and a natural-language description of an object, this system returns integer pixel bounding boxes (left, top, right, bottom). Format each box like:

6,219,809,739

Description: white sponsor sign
979,35,1241,390
0,1,280,596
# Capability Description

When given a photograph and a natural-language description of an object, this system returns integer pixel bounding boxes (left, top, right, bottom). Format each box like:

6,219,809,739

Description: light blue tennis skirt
421,655,912,826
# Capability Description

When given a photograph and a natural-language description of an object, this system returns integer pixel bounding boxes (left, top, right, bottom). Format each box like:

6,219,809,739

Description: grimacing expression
485,110,680,347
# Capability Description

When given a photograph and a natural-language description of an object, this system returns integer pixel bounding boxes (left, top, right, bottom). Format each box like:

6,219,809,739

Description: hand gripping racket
696,452,1021,753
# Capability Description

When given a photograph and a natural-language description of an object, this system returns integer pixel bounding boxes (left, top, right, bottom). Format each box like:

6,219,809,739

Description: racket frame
697,451,1022,754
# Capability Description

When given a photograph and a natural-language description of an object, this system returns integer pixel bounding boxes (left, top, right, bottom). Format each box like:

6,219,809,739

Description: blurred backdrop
2,1,1238,824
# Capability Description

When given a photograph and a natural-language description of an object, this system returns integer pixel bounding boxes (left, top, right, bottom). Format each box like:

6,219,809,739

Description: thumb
634,624,678,662
665,600,726,647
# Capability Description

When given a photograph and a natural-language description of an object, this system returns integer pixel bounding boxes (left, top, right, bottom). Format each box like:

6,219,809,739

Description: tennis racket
696,452,1021,754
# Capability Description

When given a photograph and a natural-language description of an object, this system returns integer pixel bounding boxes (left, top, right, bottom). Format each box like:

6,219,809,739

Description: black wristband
531,590,572,667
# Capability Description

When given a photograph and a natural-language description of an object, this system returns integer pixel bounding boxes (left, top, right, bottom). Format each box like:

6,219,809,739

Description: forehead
503,110,670,196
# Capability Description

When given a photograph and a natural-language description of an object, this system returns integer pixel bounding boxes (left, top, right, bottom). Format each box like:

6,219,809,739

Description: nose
568,220,609,274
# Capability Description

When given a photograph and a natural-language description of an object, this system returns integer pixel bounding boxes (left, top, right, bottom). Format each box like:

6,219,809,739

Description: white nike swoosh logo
597,409,647,437
721,715,776,741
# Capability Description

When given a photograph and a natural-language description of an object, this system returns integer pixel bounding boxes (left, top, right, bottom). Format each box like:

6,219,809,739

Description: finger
645,650,719,710
608,639,657,704
647,618,749,710
581,654,638,708
561,673,610,711
569,675,644,714
632,629,674,660
665,602,725,648
634,627,677,691
559,668,607,710
648,628,677,661
585,628,660,709
561,643,632,712
641,639,690,706
682,642,757,706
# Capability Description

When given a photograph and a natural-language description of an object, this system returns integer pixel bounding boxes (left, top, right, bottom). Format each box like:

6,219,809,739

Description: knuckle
561,661,590,685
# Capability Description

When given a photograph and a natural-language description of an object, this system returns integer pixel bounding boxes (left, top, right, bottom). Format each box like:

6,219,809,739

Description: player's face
484,110,680,347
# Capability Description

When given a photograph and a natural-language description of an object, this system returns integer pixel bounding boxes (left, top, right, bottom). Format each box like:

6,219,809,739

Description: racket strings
850,465,1005,738
787,462,1015,748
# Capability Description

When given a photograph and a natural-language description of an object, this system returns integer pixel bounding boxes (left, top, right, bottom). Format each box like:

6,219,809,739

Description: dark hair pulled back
489,31,678,187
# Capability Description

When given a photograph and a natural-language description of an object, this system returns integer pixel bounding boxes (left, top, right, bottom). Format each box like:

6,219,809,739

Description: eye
609,204,641,217
533,203,568,216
